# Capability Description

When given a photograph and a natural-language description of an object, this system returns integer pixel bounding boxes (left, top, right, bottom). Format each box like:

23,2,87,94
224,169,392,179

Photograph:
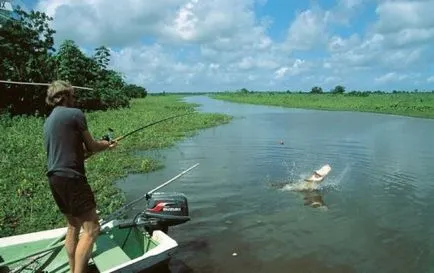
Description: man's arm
82,130,111,154
75,109,115,157
83,143,93,159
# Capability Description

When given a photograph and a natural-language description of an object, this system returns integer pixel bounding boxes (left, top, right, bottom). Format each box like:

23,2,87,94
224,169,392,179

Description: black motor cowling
144,192,190,226
118,192,190,234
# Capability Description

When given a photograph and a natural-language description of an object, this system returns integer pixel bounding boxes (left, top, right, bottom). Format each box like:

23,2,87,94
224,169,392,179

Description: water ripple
116,96,434,273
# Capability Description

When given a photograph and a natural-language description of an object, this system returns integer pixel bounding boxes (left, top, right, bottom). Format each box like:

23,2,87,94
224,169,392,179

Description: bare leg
74,209,100,273
65,214,82,273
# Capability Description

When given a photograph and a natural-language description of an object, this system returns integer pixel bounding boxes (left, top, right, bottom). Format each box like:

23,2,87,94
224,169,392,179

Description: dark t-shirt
43,106,88,178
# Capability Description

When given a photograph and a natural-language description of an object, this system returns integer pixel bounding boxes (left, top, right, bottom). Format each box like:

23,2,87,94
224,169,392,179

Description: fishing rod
6,163,200,273
8,112,195,168
101,112,195,143
84,112,195,160
0,80,94,90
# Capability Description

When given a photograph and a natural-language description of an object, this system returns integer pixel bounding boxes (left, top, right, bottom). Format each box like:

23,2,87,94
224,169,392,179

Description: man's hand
83,139,118,161
99,140,115,150
108,140,118,149
100,139,118,149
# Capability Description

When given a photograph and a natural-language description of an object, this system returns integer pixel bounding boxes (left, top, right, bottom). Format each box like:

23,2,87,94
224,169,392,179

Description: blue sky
13,0,434,92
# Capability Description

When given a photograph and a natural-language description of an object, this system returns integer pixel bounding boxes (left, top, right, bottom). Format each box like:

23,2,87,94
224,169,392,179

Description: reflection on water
302,190,328,210
116,96,434,273
269,176,329,210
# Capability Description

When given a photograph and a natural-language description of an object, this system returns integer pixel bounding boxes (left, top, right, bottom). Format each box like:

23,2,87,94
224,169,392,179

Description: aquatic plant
0,95,232,237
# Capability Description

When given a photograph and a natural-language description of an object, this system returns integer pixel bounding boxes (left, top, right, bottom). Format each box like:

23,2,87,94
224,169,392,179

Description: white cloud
274,67,288,79
327,0,364,25
37,0,271,50
385,28,434,48
375,1,434,33
274,59,309,79
324,76,342,84
283,7,330,51
325,24,433,72
171,0,199,41
375,72,408,84
110,44,207,86
37,0,182,47
319,0,434,83
339,0,363,9
327,34,361,53
33,0,434,92
373,1,434,49
375,72,421,85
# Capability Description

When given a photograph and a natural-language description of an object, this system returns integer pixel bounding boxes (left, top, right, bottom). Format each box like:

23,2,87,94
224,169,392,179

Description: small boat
0,164,199,273
0,219,177,273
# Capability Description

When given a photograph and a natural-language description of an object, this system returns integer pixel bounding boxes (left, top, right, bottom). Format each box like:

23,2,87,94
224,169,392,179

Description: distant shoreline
210,92,434,119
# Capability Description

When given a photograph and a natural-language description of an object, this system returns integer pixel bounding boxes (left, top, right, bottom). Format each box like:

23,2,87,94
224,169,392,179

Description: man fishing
43,80,117,273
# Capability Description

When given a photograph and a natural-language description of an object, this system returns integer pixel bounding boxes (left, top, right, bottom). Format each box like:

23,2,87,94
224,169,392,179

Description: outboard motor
143,192,190,233
144,192,190,224
118,192,190,235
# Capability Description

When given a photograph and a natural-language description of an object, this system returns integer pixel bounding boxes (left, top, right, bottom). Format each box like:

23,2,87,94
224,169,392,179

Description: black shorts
48,175,96,217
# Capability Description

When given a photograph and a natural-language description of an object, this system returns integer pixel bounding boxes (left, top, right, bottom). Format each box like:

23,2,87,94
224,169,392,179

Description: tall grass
0,95,232,237
211,92,434,119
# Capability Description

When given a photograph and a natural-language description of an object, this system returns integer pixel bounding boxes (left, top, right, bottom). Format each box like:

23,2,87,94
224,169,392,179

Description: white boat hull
0,220,178,273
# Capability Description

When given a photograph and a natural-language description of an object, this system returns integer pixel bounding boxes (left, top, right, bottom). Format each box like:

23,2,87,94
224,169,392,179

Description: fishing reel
101,128,115,142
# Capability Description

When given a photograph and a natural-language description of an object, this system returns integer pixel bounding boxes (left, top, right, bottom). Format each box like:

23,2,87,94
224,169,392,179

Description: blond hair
46,80,74,106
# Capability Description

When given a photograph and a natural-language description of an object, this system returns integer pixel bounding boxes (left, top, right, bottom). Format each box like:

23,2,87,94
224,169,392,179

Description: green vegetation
211,88,434,119
0,95,232,237
0,7,232,237
0,7,146,116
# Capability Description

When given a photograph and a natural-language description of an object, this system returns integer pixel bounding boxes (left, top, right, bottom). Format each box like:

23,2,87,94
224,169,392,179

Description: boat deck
0,222,176,273
1,229,160,272
0,234,132,273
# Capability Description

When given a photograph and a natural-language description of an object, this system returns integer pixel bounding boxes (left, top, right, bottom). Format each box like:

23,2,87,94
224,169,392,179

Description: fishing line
111,112,195,142
85,112,194,160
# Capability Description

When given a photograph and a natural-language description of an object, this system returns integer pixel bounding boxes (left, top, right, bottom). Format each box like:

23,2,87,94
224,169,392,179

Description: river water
116,96,434,273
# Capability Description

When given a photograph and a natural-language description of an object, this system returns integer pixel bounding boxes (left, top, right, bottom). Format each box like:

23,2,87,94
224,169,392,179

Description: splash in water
271,162,351,193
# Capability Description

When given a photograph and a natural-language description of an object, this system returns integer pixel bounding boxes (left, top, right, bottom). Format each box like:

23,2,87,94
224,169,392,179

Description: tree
93,46,110,70
310,86,323,94
56,40,98,87
0,7,139,116
0,7,57,115
122,84,147,98
331,85,345,94
238,88,249,94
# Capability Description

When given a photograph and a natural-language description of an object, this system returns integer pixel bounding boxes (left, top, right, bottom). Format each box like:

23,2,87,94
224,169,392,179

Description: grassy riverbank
211,92,434,119
0,95,232,237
